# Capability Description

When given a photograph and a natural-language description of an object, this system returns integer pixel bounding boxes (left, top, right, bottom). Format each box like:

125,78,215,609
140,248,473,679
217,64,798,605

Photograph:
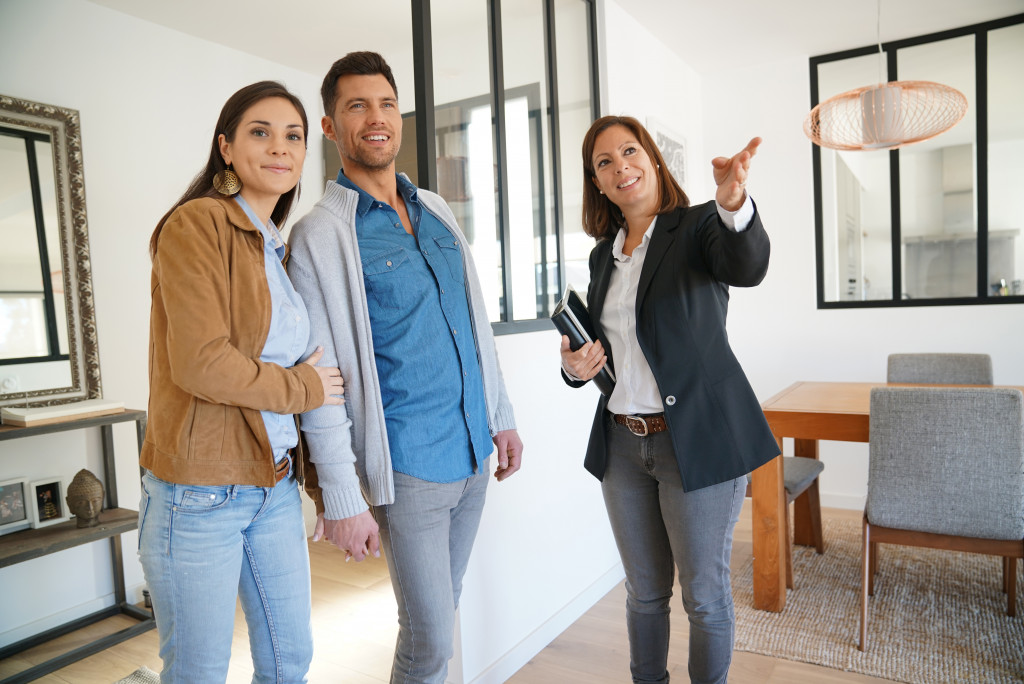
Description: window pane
555,0,595,302
897,35,976,300
502,0,556,320
987,23,1024,297
816,55,893,301
431,0,502,321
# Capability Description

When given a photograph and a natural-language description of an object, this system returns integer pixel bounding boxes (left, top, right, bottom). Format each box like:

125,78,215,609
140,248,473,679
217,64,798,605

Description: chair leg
868,541,878,596
806,480,824,554
1004,557,1010,594
860,516,870,651
785,501,794,590
1008,557,1018,618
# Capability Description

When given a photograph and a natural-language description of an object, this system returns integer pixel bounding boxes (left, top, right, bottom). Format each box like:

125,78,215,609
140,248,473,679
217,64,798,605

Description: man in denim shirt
288,52,524,684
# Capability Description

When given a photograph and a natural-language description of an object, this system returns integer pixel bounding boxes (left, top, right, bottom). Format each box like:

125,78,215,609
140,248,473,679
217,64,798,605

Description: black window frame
809,12,1024,310
411,0,601,334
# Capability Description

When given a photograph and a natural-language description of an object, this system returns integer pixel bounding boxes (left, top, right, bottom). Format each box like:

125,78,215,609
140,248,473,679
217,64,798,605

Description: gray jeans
603,418,745,684
373,460,489,684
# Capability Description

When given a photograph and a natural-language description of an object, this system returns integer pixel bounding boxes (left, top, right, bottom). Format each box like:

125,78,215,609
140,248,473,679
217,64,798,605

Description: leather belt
612,412,668,437
274,455,292,483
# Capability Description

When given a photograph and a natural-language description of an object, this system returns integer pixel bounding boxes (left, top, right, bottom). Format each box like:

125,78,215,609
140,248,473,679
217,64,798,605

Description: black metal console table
0,409,154,683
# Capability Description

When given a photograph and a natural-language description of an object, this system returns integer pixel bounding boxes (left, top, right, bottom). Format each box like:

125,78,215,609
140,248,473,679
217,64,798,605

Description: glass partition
897,35,976,300
986,22,1024,297
810,14,1024,308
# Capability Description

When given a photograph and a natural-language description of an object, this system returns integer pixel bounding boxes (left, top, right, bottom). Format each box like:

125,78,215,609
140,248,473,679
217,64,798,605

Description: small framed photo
30,478,68,528
0,478,33,536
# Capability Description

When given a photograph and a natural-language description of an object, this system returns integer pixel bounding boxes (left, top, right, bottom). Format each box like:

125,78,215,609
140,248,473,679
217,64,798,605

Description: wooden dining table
750,380,1024,612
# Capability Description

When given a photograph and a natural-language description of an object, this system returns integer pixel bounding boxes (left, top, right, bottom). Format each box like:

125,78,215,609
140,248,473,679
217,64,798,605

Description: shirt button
440,289,445,294
665,395,677,406
453,329,457,335
394,222,401,228
454,240,459,246
386,260,393,267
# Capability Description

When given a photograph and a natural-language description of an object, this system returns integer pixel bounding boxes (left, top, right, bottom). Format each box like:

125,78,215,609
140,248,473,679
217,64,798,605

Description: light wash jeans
373,460,490,684
602,418,745,684
137,469,313,684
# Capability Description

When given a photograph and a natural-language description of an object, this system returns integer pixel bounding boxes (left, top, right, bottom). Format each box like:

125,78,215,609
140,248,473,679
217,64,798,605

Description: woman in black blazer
560,116,779,684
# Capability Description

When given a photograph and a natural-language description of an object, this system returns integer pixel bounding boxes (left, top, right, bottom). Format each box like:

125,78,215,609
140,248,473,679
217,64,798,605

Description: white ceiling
87,0,1024,78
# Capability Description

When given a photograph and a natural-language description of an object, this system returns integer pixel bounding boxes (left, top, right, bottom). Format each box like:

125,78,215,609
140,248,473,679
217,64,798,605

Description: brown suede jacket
141,196,323,486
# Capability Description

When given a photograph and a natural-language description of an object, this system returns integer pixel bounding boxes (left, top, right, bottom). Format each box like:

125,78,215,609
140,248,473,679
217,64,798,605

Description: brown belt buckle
625,415,649,437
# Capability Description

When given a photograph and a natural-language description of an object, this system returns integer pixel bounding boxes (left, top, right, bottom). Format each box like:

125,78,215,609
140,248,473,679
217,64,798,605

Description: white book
1,399,125,427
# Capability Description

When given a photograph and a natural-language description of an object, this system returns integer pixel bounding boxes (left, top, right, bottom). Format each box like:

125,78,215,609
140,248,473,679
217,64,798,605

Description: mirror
0,94,101,408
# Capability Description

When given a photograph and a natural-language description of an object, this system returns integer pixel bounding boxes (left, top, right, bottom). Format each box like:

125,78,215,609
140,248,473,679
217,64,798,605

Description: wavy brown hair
149,81,309,257
581,115,689,240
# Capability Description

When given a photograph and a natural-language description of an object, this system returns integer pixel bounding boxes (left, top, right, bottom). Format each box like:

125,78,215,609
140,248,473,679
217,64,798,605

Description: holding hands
314,510,380,563
712,137,762,212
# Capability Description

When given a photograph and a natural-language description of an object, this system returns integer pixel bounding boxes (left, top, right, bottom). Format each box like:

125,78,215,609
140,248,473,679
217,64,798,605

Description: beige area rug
732,518,1024,683
113,665,159,684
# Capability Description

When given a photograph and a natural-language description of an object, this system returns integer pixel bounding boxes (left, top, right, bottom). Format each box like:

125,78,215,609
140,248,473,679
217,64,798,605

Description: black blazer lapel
636,207,683,308
588,240,614,324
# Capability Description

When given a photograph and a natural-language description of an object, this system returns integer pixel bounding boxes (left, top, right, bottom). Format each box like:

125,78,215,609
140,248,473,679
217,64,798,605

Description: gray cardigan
287,180,517,520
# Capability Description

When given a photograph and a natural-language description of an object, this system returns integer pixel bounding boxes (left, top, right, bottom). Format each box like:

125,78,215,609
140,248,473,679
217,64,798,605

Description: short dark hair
581,115,689,240
321,51,398,117
150,81,309,256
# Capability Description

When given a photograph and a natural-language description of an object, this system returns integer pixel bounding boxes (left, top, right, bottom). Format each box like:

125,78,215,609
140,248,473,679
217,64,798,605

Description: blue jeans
602,418,745,684
373,460,490,684
137,470,313,684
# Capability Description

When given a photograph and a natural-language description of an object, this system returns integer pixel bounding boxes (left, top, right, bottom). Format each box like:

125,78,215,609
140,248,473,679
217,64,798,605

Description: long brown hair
580,115,689,240
149,81,309,256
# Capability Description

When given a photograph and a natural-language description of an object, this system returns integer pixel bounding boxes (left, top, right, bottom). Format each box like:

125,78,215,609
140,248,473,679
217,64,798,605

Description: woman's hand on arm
712,137,762,212
560,334,607,381
301,346,345,408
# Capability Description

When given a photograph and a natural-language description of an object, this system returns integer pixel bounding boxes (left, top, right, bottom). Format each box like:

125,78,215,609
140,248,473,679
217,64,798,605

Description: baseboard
460,562,625,684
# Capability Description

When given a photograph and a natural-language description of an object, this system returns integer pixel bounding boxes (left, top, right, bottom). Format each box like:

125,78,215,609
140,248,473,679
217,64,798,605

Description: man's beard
347,142,400,171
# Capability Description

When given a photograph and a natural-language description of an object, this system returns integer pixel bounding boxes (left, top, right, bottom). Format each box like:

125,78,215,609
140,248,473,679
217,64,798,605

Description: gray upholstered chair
746,455,825,589
886,353,993,385
860,386,1024,651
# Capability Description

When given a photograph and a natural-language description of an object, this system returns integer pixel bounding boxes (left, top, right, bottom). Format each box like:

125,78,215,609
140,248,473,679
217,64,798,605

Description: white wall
0,0,322,647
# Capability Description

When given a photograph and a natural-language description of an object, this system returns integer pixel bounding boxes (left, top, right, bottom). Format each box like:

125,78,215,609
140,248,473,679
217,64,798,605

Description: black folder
551,286,616,396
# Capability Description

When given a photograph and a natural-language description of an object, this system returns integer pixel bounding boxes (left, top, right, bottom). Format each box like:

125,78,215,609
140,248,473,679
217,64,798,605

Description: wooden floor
0,504,892,683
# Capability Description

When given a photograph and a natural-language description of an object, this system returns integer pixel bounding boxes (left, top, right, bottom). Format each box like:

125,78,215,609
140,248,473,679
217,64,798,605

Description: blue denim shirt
234,195,310,462
337,171,491,482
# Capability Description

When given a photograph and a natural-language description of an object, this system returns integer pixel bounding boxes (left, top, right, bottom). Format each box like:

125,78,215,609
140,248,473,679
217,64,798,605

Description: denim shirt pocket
433,235,464,283
362,247,418,310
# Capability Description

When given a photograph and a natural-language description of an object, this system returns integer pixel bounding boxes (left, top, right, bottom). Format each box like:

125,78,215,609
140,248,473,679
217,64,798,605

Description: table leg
792,439,820,548
751,438,787,611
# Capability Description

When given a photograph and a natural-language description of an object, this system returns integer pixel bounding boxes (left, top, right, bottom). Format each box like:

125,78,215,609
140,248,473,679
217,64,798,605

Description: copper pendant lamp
803,1,968,151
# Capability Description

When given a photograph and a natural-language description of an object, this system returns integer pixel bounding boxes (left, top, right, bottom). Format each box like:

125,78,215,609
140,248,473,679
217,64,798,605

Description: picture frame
0,478,32,536
30,478,68,528
646,117,687,188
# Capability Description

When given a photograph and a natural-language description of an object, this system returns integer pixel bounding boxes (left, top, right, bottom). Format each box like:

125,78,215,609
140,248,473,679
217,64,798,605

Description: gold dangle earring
213,164,241,196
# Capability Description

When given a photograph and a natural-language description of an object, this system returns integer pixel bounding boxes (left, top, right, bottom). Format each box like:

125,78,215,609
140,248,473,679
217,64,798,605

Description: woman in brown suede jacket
138,81,343,683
